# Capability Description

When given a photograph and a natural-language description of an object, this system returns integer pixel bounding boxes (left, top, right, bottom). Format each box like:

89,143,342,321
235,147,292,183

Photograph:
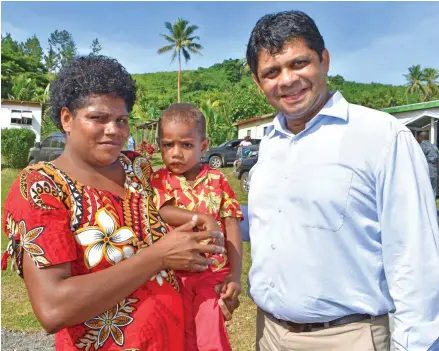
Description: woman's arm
23,219,224,334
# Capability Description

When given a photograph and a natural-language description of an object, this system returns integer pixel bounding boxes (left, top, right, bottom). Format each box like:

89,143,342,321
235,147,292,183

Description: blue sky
2,1,438,85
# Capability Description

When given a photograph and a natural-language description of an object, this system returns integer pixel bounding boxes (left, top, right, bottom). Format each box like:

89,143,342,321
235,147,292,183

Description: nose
104,121,118,136
279,68,299,88
170,144,183,159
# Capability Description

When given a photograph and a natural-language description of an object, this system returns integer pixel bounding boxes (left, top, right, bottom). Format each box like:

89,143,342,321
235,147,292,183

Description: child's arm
220,216,243,300
159,204,222,233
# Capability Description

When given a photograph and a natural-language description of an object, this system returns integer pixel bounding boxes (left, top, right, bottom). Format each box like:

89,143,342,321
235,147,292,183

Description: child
151,103,243,351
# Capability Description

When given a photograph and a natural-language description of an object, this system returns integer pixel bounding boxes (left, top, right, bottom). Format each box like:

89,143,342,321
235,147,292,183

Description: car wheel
209,155,223,169
28,158,36,166
241,172,250,193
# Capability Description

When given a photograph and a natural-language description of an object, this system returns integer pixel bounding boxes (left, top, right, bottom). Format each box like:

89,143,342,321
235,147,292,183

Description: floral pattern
75,208,136,268
2,151,184,350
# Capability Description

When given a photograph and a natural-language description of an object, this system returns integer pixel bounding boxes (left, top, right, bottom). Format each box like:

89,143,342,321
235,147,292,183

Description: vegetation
2,28,439,147
158,18,203,103
1,128,36,168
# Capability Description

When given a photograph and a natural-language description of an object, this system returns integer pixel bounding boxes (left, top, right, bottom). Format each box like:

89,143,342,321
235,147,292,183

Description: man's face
253,38,330,122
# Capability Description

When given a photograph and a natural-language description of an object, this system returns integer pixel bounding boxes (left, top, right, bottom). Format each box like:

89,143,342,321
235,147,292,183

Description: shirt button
278,208,282,213
271,244,276,250
270,282,275,288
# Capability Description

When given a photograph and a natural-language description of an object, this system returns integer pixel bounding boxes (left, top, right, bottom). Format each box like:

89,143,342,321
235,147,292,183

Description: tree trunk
178,51,181,103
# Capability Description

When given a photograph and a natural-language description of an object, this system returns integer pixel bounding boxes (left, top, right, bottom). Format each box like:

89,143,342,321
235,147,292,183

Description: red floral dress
2,151,184,351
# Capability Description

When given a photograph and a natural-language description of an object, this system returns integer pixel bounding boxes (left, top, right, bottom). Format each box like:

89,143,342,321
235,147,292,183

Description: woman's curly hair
49,55,137,131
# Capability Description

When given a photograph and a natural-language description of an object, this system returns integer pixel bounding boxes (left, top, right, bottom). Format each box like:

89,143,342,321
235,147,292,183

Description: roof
382,100,439,114
232,113,275,127
1,99,43,107
404,114,439,128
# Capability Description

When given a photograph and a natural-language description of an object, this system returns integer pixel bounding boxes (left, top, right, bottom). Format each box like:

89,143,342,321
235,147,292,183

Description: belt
267,312,384,333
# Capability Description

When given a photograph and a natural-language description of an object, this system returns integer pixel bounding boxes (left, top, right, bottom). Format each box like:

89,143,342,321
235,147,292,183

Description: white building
234,100,439,146
1,99,43,142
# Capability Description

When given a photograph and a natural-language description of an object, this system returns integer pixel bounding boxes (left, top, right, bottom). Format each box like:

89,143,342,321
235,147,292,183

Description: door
37,136,54,162
224,140,242,164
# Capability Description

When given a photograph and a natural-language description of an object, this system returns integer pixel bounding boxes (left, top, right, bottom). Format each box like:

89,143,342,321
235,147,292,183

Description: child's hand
198,214,224,247
220,275,242,301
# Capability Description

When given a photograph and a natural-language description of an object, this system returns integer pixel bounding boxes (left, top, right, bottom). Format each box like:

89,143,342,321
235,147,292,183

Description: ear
201,137,209,153
322,49,330,74
252,73,263,93
60,107,74,133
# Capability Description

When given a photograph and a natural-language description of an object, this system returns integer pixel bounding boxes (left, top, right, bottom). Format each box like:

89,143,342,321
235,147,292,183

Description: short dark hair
49,55,137,131
158,103,206,140
246,10,325,78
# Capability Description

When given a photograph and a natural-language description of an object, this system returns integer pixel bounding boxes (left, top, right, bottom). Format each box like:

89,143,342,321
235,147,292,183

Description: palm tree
158,18,203,103
422,67,439,99
8,74,38,101
404,65,426,100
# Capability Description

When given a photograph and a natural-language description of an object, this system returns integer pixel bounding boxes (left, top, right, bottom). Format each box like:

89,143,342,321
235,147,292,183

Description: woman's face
61,94,130,167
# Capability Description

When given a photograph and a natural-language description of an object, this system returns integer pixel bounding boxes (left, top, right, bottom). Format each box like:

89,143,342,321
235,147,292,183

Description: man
127,133,136,151
417,131,438,197
240,135,253,147
246,10,439,351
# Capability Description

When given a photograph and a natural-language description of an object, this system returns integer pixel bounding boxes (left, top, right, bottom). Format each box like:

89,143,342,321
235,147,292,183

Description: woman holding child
2,55,238,350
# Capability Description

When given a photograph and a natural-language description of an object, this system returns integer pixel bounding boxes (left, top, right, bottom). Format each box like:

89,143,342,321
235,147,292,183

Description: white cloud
329,12,439,85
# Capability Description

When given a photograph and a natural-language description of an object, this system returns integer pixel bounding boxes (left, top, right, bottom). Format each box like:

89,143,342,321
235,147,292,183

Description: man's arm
376,130,439,350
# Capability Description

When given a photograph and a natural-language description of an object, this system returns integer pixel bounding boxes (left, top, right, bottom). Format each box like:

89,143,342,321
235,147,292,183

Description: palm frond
157,44,175,55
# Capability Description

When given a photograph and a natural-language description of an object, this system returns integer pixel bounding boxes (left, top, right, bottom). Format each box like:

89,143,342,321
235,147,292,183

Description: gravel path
1,329,54,351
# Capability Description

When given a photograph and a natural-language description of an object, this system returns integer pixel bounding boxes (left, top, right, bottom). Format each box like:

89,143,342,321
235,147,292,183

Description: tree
8,74,38,101
404,64,426,100
422,68,439,99
22,35,43,61
90,38,102,56
158,18,203,102
46,30,77,72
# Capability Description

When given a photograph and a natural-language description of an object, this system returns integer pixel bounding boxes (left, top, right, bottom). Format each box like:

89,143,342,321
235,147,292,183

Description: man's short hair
246,10,325,78
158,103,206,140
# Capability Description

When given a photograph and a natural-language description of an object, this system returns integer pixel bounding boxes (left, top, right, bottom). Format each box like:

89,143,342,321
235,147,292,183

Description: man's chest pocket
288,167,353,232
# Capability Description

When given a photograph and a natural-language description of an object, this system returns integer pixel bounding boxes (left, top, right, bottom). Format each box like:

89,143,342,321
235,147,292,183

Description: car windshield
217,141,229,148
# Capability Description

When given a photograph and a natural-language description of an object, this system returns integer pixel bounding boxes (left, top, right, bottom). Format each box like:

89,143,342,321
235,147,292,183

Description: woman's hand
154,216,225,272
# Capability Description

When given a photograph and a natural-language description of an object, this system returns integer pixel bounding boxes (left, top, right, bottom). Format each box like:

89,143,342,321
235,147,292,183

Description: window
11,110,22,125
10,110,33,125
263,126,268,136
52,136,66,148
247,129,251,137
41,137,53,148
21,111,33,126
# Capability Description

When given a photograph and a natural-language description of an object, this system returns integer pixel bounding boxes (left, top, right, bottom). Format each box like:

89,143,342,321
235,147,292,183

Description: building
234,100,439,146
234,113,275,139
382,100,439,146
1,99,43,141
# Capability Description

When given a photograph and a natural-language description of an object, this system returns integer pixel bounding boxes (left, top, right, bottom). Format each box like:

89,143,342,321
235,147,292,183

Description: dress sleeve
151,170,175,209
219,173,244,220
2,168,77,277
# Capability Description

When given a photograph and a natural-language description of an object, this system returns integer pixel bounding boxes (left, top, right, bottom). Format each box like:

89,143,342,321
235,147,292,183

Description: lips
280,88,308,102
98,141,121,147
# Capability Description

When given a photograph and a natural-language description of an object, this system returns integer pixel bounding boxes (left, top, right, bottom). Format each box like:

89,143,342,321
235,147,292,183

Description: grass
1,157,257,350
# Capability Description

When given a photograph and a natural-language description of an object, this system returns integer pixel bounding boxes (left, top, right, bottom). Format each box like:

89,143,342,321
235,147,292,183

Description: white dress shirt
248,91,439,351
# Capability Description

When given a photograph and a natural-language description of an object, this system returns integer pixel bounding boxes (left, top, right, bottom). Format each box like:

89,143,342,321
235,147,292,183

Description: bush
1,128,36,168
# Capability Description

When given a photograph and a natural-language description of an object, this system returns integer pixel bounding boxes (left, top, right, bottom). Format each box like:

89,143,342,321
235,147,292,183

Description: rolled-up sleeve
376,130,439,350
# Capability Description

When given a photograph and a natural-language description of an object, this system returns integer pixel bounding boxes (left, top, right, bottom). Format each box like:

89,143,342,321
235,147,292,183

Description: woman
2,55,226,350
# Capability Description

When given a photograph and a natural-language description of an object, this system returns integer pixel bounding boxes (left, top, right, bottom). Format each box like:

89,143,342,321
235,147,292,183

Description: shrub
1,128,36,168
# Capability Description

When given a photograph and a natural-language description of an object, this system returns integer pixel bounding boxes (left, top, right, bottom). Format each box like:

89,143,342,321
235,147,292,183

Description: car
28,132,66,165
233,144,259,193
200,138,261,169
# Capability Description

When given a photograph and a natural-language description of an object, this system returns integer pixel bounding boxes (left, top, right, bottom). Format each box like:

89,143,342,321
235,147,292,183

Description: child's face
159,120,209,176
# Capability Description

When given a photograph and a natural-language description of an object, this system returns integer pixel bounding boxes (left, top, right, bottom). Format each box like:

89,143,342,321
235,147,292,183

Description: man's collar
268,90,349,138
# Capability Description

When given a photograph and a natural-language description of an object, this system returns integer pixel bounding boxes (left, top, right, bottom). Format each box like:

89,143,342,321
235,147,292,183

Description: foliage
158,18,203,102
1,33,48,99
90,38,102,56
136,141,156,158
45,30,77,72
1,128,36,168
